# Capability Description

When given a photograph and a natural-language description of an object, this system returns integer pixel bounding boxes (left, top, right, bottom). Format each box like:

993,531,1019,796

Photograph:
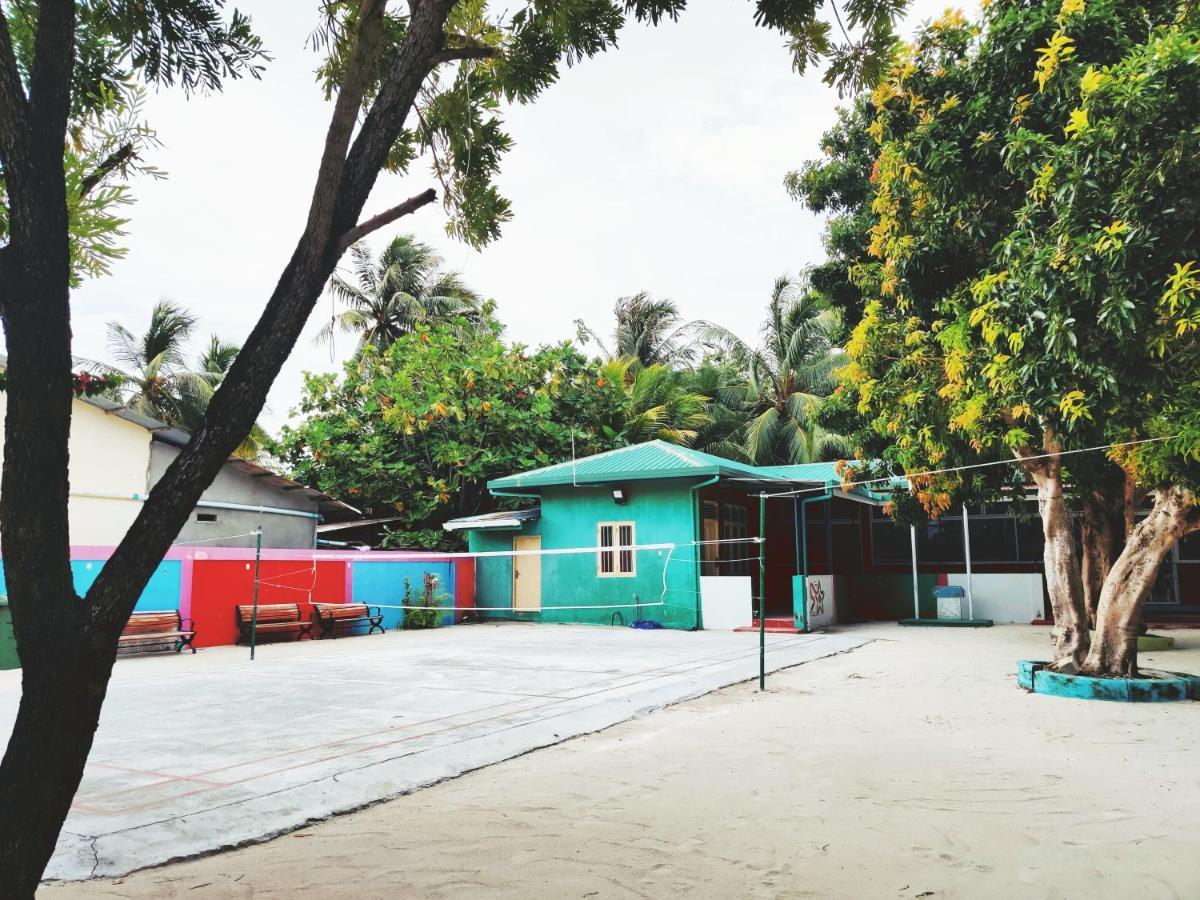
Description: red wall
453,558,475,622
190,558,349,648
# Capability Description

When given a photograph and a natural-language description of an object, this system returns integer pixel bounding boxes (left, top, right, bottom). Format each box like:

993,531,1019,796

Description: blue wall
351,559,456,630
0,559,181,612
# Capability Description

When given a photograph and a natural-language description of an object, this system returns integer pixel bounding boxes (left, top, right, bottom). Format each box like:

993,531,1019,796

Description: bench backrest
236,603,301,624
122,611,181,636
314,602,369,621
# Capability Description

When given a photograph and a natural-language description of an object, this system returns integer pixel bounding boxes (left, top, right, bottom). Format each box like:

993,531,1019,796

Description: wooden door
512,535,542,611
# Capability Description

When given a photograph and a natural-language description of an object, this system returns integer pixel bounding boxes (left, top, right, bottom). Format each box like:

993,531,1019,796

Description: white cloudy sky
70,0,959,432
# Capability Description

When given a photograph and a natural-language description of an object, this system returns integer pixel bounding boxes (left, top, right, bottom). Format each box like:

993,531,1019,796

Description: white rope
761,434,1177,499
172,530,263,546
305,600,667,613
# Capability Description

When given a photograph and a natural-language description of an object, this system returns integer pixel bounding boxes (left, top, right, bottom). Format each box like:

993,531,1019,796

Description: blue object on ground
630,620,663,629
1017,659,1200,702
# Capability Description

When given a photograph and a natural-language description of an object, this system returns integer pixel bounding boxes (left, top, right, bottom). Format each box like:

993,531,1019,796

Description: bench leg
177,636,197,654
369,621,385,635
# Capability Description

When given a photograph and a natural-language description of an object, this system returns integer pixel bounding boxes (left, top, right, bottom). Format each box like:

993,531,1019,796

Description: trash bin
0,596,19,670
934,585,965,620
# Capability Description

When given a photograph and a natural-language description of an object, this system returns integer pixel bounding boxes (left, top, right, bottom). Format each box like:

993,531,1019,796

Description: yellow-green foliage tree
808,0,1200,672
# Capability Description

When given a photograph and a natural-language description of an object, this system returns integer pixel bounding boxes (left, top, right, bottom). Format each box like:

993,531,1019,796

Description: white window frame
597,521,636,577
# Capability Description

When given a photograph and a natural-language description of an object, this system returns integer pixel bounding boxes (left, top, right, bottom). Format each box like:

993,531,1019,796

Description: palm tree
91,305,268,458
577,291,697,368
600,357,713,446
176,336,269,458
701,274,848,465
316,235,481,351
684,361,753,461
99,300,206,423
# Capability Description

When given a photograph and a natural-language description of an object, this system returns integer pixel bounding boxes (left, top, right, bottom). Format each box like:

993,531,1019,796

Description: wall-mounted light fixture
612,488,627,505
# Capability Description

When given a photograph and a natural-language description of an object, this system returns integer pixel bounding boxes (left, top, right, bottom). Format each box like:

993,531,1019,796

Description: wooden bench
312,602,385,639
235,603,312,644
118,610,196,655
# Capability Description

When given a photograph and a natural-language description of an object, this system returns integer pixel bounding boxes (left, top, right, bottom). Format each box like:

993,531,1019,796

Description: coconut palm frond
320,235,480,351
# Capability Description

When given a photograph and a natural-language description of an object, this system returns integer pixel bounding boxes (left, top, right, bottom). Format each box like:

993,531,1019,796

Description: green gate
0,597,19,670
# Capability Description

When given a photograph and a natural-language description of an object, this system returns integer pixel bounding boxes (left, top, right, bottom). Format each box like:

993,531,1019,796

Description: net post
759,492,766,691
250,528,262,662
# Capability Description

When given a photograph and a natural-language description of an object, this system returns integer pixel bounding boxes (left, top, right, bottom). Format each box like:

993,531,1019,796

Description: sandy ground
46,624,1200,899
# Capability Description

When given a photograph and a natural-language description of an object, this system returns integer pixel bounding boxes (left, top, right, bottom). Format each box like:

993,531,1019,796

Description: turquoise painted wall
352,559,456,629
470,481,700,629
0,559,181,612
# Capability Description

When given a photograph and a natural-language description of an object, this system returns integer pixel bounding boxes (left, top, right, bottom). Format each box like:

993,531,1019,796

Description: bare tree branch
336,187,437,253
0,9,30,158
305,0,389,236
433,43,501,65
78,142,134,197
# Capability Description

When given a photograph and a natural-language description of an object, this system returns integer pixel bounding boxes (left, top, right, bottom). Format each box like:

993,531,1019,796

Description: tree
99,298,202,421
177,335,269,458
977,18,1200,674
599,356,712,445
93,302,267,456
703,274,847,465
805,0,1198,673
0,0,909,889
315,233,480,350
577,291,697,368
278,321,626,547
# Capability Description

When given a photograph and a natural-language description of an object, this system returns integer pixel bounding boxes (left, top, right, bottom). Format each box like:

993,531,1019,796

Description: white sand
46,624,1200,899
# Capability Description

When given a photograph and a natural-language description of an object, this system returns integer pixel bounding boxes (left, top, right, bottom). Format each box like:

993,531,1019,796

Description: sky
70,0,960,432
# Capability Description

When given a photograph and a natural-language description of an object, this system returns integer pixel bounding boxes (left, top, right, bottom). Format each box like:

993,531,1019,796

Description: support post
792,497,801,576
251,528,262,661
910,523,920,621
961,503,974,620
759,493,767,691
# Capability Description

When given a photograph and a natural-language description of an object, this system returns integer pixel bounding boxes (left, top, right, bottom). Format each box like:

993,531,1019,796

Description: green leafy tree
316,234,480,350
703,274,847,464
0,0,910,888
277,321,627,548
810,0,1196,672
599,356,712,445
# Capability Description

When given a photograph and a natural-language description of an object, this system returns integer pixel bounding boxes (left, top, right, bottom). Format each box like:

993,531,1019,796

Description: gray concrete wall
150,443,319,549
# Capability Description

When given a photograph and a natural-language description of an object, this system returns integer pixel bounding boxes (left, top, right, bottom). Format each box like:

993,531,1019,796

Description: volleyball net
228,536,765,625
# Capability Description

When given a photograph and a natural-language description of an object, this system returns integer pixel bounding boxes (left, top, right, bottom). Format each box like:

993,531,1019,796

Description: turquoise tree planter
1018,659,1200,702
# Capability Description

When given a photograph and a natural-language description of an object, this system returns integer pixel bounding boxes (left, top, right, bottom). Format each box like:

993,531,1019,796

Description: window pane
598,525,613,574
1178,532,1200,562
871,521,911,563
619,524,634,573
965,517,1018,563
1016,518,1045,563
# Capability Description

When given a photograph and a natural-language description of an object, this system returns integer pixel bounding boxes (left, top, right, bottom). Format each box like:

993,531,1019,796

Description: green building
444,441,859,631
445,440,1079,629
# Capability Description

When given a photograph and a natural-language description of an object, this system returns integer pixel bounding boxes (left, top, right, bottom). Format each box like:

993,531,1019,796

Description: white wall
700,576,752,630
0,394,152,545
946,573,1044,624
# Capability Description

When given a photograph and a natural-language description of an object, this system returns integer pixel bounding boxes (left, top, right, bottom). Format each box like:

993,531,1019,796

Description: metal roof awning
443,508,541,532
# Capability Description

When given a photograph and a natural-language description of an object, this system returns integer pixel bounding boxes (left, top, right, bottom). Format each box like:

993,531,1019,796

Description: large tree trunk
0,626,120,897
1082,486,1197,676
1018,437,1089,669
0,2,455,892
1079,471,1127,628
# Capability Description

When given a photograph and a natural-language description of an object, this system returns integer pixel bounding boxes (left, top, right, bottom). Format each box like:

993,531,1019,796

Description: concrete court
0,622,870,881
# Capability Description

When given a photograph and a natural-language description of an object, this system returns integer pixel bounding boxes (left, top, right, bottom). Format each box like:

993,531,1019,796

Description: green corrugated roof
488,441,842,492
753,462,841,483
